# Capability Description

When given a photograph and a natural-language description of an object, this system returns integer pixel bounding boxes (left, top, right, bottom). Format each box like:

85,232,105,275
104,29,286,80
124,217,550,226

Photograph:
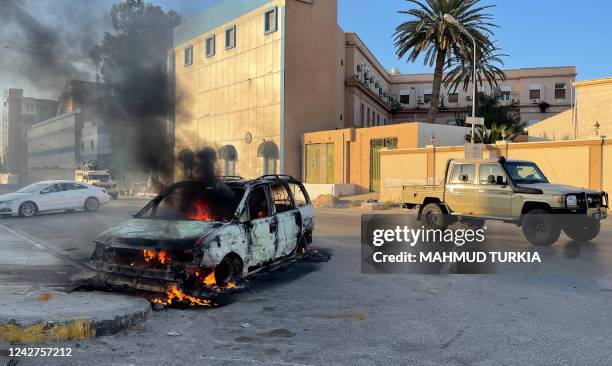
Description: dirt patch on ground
312,194,351,208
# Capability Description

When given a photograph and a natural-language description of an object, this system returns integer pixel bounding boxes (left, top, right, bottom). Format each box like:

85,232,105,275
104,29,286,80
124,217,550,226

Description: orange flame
143,249,156,262
152,285,212,307
203,271,216,286
158,250,171,265
190,199,213,221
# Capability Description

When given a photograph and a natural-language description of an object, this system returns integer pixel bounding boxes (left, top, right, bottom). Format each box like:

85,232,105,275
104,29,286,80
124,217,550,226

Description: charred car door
243,184,277,270
270,183,301,258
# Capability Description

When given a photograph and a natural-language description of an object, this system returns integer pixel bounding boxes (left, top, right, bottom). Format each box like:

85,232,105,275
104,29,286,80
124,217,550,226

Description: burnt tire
215,255,242,286
564,218,601,242
420,203,447,230
522,209,561,246
18,201,38,217
84,197,99,212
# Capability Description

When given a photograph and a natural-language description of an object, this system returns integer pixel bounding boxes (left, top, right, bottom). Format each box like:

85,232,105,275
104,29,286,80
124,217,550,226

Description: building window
225,25,236,50
90,141,94,150
555,83,566,99
499,86,511,101
423,93,432,103
400,94,410,104
359,103,364,127
264,7,278,34
367,107,370,126
529,84,541,100
377,114,380,126
205,35,215,58
81,142,84,151
448,93,459,103
384,117,387,125
184,45,193,66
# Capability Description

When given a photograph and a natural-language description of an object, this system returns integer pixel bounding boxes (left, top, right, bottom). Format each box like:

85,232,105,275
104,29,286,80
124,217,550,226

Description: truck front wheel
563,218,600,242
420,203,447,230
522,209,561,246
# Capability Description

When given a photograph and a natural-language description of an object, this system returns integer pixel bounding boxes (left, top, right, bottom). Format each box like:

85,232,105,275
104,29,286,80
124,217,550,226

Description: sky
2,0,611,102
161,0,612,81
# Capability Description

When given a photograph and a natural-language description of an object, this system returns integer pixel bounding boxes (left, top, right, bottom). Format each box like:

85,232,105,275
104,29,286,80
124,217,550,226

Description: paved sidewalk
0,224,151,342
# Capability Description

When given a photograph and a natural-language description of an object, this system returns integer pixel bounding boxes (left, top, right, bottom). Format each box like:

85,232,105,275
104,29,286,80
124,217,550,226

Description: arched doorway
257,141,279,175
218,145,238,176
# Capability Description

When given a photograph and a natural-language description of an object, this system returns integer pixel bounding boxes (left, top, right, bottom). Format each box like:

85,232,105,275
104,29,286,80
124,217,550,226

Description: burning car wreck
89,175,315,305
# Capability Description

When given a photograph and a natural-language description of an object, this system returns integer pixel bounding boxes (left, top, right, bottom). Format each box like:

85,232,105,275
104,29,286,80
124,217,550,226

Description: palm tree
443,42,507,93
394,0,497,124
473,122,526,143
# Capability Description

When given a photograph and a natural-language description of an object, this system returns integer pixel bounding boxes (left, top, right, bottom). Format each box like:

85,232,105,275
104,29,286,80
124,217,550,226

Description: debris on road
312,194,350,208
166,331,182,337
240,322,253,328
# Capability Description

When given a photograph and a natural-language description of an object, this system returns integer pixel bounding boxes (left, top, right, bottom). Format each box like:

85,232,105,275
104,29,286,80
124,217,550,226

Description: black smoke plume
0,0,108,97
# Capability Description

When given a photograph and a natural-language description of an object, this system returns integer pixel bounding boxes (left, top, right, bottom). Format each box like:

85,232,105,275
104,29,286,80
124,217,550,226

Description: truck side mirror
496,176,506,185
487,175,496,184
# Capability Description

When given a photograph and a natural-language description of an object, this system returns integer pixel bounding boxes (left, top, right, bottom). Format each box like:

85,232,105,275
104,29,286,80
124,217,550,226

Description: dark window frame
205,35,216,58
264,7,278,35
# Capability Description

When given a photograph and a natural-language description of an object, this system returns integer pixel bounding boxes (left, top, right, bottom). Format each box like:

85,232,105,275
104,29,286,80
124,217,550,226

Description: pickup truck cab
401,157,608,246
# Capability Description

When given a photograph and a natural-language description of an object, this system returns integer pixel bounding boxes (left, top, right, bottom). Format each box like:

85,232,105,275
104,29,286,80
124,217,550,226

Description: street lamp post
443,14,477,143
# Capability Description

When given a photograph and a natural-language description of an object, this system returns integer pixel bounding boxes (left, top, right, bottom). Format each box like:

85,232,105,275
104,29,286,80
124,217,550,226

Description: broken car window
247,186,270,220
271,184,294,213
138,182,243,222
288,183,309,207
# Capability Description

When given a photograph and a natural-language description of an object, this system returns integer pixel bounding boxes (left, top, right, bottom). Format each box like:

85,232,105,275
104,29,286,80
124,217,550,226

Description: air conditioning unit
357,64,363,72
531,99,541,104
466,96,473,101
417,98,424,104
354,74,360,81
511,98,520,104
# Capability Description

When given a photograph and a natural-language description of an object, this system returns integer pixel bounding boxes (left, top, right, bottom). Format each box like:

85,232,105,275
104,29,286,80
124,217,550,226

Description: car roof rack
216,175,245,181
256,174,296,180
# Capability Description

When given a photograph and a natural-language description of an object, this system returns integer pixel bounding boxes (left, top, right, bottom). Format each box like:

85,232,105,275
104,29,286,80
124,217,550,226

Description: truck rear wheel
420,203,447,230
563,218,600,242
522,209,561,246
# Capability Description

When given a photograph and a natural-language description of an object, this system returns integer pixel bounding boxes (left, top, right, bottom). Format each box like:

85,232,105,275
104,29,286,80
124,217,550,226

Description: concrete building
26,80,112,181
172,0,576,181
527,77,612,141
1,89,58,178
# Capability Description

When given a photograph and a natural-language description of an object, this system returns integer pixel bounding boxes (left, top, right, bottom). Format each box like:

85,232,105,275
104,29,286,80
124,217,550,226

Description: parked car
90,175,314,299
0,180,110,217
401,157,608,246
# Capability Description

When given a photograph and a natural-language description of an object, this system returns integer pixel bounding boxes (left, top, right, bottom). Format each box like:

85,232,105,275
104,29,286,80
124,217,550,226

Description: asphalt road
2,199,612,365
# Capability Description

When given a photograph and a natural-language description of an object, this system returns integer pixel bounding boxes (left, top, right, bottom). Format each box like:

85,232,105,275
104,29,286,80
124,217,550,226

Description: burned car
90,175,314,304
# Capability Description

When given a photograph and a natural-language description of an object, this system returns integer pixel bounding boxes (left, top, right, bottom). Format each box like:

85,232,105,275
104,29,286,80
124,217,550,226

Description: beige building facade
173,0,577,180
527,77,612,141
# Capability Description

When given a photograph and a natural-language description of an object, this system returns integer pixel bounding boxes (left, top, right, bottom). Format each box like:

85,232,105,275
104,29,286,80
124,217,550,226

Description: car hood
94,218,225,249
0,193,27,202
516,183,600,195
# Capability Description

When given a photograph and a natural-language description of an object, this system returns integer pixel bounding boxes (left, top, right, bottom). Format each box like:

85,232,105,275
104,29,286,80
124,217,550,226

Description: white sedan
0,180,110,217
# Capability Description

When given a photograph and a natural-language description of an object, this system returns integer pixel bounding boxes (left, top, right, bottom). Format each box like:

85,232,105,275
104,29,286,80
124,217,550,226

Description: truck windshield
88,174,110,181
504,161,548,184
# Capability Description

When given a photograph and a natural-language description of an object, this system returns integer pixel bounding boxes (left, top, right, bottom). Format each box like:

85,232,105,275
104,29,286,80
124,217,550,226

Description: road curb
0,291,151,342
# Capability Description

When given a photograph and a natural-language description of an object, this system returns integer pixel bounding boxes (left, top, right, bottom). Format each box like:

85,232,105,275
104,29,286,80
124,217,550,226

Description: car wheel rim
87,199,98,211
22,203,35,216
